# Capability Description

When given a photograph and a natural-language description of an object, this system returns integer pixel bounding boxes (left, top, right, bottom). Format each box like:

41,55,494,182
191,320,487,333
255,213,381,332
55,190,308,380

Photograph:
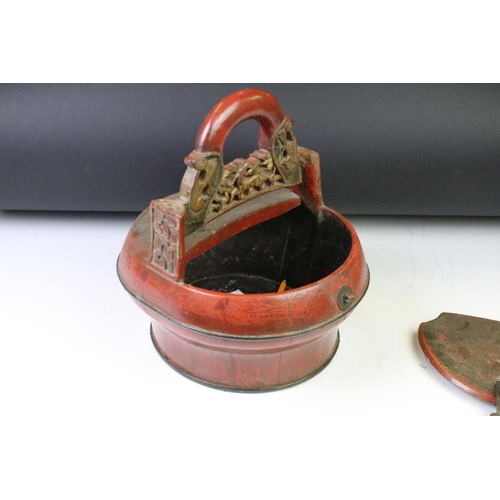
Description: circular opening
185,204,353,294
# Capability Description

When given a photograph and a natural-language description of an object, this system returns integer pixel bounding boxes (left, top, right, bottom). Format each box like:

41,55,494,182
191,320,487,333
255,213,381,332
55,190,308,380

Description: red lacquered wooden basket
117,89,369,391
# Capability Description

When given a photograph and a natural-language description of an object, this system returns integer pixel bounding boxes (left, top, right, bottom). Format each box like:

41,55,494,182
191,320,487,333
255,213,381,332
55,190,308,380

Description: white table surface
1,211,498,498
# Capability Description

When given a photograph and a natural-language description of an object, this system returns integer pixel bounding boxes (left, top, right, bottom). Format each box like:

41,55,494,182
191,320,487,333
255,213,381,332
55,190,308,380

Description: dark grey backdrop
1,83,499,215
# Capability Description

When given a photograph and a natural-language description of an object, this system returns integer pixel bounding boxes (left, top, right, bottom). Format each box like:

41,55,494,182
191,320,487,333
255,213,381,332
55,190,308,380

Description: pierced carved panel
180,117,302,234
206,149,285,221
272,118,300,177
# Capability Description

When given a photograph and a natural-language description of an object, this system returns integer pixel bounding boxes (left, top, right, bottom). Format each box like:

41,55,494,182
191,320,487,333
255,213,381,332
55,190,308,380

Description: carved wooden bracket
148,89,323,282
149,197,186,281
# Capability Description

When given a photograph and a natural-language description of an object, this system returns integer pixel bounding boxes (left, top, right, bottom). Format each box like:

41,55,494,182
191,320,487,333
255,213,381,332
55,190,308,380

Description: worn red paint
117,89,370,391
419,312,500,404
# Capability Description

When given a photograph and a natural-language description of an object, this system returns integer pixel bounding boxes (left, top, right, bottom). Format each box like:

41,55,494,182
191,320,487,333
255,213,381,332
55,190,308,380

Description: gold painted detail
180,152,223,234
206,149,285,221
180,153,223,213
180,117,301,234
272,118,299,175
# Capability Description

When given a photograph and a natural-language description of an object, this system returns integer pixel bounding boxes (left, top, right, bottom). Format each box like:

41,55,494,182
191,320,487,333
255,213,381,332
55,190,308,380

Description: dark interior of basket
184,204,353,294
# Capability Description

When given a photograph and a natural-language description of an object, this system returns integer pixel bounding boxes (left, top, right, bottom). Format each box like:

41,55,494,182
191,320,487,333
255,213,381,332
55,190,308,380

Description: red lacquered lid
418,312,500,405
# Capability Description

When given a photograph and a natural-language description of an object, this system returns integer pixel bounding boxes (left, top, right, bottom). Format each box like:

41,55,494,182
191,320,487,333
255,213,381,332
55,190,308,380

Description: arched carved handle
149,89,324,282
194,89,285,153
180,89,302,235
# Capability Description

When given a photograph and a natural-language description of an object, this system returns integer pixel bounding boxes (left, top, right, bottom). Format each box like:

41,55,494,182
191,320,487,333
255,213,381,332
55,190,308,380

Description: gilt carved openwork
179,117,301,235
205,148,284,222
117,88,370,392
271,118,300,179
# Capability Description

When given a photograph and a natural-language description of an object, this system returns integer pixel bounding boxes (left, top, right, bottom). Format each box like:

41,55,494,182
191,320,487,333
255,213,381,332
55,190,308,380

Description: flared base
150,322,340,392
